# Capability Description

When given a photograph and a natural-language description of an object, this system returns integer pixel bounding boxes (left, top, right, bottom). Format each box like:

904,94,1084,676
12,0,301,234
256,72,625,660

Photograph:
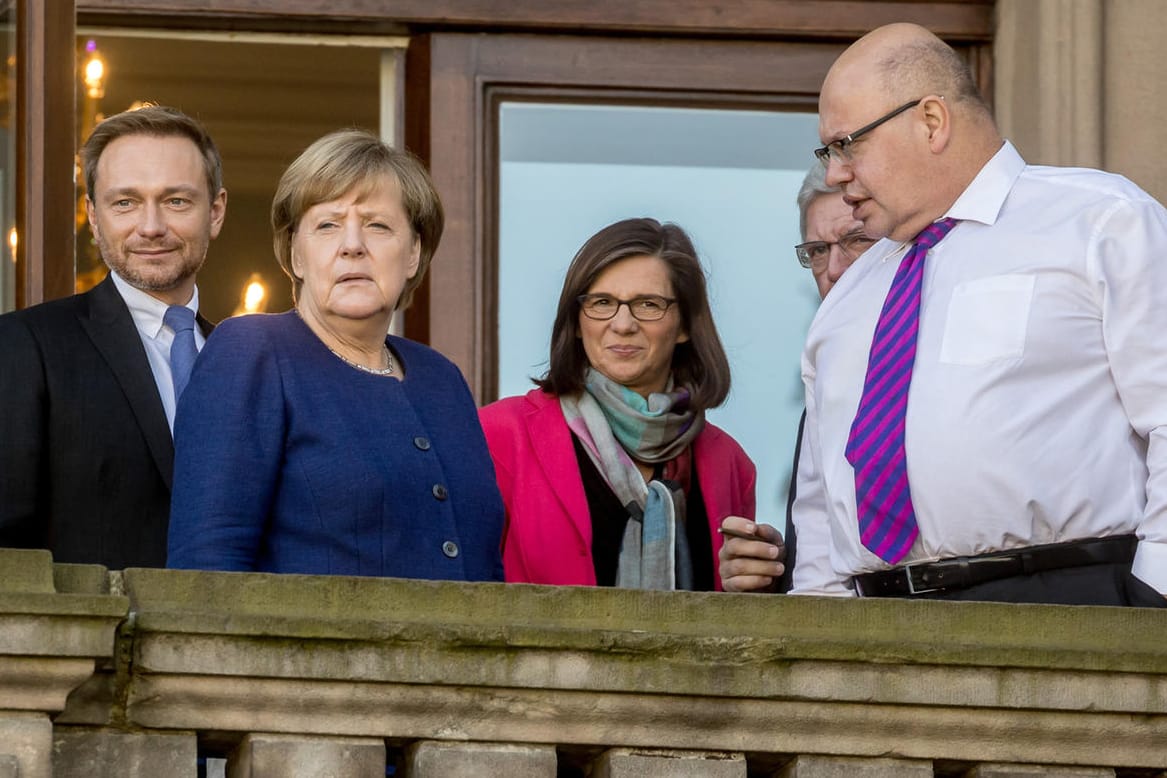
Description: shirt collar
108,269,200,339
819,142,1028,290
943,140,1027,227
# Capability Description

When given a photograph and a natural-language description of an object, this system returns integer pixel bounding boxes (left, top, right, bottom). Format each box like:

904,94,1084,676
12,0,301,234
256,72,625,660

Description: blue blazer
167,312,504,581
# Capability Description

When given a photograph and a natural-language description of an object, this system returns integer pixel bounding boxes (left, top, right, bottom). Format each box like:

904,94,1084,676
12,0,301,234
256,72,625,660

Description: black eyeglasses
795,232,878,271
814,98,923,166
577,294,677,322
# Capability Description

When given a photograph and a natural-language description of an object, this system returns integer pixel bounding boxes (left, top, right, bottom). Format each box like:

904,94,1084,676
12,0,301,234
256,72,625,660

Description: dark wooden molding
16,0,76,307
77,0,993,42
402,35,437,349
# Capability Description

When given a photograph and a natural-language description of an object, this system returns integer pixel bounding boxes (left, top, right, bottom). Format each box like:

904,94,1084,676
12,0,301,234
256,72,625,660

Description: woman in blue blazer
166,130,504,581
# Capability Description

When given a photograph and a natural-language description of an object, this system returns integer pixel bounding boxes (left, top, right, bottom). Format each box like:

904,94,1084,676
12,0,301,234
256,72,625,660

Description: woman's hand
718,516,785,592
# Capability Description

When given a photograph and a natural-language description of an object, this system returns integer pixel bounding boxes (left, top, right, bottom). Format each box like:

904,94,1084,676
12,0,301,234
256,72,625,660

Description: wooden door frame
77,0,993,42
15,1,76,307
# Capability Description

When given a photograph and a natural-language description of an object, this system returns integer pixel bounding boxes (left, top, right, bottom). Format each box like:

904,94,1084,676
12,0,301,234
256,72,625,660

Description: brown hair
536,217,731,411
271,128,443,308
81,104,223,201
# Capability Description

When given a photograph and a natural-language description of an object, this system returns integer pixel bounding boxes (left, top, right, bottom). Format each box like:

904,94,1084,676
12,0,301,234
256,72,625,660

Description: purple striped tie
845,217,958,564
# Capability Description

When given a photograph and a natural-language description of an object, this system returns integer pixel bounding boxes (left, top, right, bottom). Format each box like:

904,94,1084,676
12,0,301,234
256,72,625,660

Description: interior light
83,40,106,100
234,273,269,316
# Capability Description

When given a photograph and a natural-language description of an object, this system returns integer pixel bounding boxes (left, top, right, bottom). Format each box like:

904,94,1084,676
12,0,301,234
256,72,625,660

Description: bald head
828,24,988,117
818,23,1001,241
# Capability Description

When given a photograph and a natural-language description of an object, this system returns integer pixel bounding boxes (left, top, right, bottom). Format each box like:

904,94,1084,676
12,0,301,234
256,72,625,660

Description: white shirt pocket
939,274,1035,365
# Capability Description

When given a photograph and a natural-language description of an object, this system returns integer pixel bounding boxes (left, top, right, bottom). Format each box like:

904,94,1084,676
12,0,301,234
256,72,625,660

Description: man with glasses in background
720,165,874,593
795,166,879,302
729,22,1167,606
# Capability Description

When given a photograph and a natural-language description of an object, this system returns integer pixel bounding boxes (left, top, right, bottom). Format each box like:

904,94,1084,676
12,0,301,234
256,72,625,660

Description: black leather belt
853,534,1138,597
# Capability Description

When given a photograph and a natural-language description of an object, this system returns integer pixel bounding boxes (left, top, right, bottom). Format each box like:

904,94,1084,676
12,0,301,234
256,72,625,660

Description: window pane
498,102,821,520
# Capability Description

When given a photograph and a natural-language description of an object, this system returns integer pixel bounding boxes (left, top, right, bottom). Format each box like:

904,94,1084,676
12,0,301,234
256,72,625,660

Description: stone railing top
1,550,128,715
1,549,56,593
0,549,111,596
122,567,1167,675
0,550,127,659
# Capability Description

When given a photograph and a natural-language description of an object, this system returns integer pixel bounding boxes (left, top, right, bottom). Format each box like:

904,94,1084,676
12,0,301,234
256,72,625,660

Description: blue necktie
164,305,198,403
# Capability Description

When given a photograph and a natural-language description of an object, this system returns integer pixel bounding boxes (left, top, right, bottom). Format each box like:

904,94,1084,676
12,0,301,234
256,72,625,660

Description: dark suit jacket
0,275,208,568
777,410,806,593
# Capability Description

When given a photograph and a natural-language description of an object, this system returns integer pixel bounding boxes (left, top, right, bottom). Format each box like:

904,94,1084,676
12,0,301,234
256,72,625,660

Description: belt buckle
905,561,942,595
904,558,968,595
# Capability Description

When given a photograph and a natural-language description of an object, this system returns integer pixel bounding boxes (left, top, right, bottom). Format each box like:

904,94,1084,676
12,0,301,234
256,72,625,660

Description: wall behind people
995,0,1167,203
497,104,822,520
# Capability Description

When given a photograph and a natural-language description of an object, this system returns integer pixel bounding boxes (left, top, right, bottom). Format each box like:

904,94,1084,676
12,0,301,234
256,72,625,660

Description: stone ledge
53,564,112,595
127,631,1167,715
1,553,127,717
0,657,98,712
125,675,1167,769
122,569,1167,674
0,549,56,594
0,603,129,656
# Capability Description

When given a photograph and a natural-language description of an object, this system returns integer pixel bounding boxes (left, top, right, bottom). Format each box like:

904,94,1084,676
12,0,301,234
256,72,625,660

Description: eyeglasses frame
814,98,924,166
577,293,678,322
794,231,877,270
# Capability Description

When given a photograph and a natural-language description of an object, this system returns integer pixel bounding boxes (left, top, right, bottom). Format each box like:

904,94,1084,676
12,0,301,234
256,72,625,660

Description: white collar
108,270,200,338
942,140,1027,227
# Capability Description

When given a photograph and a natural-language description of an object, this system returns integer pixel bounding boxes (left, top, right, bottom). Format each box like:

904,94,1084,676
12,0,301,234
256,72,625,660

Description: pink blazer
479,388,757,589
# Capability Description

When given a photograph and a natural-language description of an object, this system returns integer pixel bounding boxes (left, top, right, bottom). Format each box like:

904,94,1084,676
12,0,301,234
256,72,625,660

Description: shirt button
413,436,431,451
442,541,459,558
432,484,448,501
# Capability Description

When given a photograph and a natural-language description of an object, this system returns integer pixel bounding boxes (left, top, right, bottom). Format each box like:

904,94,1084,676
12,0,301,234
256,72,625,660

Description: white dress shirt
109,271,205,433
792,141,1167,595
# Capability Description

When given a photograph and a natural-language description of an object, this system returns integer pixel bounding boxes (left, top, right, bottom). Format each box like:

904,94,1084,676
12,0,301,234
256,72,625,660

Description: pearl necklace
329,345,396,377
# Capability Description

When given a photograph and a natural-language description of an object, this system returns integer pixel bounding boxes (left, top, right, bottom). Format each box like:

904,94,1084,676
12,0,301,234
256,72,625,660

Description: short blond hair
271,129,444,308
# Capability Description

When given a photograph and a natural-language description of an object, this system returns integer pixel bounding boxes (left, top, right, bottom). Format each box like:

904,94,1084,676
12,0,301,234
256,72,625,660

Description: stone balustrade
2,547,1166,777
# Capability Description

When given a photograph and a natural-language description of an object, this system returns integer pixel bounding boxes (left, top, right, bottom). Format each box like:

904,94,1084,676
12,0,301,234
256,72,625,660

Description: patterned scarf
560,368,705,589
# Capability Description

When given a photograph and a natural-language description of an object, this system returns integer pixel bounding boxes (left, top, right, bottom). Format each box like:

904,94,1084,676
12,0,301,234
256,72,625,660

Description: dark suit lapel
196,312,215,338
78,276,176,490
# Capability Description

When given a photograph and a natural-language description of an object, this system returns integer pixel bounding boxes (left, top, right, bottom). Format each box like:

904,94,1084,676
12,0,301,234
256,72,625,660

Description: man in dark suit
0,105,227,568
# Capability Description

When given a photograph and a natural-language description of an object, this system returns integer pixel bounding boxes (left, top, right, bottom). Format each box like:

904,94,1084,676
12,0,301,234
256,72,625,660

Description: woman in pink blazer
480,218,760,590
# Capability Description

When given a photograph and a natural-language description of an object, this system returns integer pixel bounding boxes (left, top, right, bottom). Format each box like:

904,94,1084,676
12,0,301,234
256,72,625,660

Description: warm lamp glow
7,227,16,263
233,273,270,316
83,40,106,100
84,56,104,85
243,281,266,311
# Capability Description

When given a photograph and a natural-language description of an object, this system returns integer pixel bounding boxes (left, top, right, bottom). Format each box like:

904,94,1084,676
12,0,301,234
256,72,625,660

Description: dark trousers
908,562,1166,607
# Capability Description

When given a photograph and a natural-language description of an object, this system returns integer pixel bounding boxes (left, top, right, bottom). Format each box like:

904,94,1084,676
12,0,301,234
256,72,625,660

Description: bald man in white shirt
722,23,1167,606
